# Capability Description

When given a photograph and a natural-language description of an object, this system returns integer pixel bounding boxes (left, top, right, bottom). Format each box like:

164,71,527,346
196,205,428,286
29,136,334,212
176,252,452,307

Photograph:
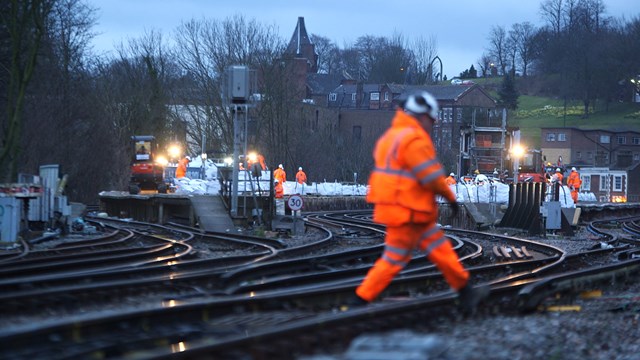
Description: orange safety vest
554,172,564,184
367,110,456,226
274,182,284,198
445,176,457,185
274,167,286,184
176,157,189,178
296,170,307,184
567,171,581,189
258,155,267,170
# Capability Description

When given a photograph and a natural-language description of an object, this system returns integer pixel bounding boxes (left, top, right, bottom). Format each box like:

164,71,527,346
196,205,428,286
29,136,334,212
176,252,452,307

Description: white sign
287,195,303,211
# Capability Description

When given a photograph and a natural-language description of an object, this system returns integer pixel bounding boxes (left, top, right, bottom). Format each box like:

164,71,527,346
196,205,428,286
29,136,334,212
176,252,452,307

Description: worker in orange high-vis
445,172,457,185
274,164,286,184
552,168,564,185
567,167,581,203
347,91,489,314
175,155,191,179
295,166,308,194
274,179,284,199
296,167,307,184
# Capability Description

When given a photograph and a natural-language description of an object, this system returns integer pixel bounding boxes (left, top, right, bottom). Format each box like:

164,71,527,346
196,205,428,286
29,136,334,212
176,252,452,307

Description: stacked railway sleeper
0,211,639,359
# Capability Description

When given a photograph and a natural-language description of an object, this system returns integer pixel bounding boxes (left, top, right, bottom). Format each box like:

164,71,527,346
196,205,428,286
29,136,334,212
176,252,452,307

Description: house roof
392,84,495,103
330,84,381,94
542,127,640,135
285,17,312,57
329,83,496,104
306,73,346,95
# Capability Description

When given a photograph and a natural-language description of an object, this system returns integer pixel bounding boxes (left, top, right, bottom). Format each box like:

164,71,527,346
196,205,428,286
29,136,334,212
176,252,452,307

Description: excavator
129,135,168,194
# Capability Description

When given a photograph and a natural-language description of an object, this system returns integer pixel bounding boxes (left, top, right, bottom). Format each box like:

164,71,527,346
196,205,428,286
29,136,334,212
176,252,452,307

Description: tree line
480,0,640,112
1,0,638,204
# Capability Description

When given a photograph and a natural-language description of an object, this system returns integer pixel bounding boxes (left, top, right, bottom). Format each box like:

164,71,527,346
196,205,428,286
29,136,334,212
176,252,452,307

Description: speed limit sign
287,195,304,211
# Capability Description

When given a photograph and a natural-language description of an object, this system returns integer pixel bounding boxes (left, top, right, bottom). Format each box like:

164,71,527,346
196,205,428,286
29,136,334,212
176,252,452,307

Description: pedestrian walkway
190,195,235,232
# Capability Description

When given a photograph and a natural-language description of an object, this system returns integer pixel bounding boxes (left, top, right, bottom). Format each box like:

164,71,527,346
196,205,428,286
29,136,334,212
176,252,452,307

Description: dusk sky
87,0,638,79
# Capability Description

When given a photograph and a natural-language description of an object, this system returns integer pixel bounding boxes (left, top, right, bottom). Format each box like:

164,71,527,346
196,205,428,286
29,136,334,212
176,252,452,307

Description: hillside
471,77,640,148
510,97,640,148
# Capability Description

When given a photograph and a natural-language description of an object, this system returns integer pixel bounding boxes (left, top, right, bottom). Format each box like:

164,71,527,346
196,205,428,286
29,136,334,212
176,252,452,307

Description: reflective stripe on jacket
366,110,456,225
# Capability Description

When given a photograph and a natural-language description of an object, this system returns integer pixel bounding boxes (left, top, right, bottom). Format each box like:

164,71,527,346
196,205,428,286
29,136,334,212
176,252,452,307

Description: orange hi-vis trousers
356,222,469,302
571,188,579,203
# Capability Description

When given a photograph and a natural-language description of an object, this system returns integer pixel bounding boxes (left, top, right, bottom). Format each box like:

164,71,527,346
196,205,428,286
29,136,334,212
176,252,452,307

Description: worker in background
551,167,564,185
445,172,457,185
274,179,284,198
274,179,285,215
274,164,287,184
239,162,245,171
247,152,268,171
295,167,307,192
296,167,307,184
257,154,267,170
175,155,191,179
347,91,489,314
567,167,582,203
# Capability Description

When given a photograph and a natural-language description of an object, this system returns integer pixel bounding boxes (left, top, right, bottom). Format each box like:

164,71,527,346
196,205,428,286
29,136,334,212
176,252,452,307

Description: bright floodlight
168,145,181,159
224,157,233,166
155,155,168,166
511,144,525,158
247,152,257,163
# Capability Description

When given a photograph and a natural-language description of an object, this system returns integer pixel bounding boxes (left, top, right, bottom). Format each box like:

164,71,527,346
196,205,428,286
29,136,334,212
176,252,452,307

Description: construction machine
129,135,168,194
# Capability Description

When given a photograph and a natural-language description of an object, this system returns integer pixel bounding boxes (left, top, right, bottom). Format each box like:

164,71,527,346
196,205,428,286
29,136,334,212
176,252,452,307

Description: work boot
458,284,490,315
341,293,369,311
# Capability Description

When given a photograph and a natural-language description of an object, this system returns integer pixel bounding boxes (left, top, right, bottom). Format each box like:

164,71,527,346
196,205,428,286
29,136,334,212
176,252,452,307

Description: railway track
1,211,639,359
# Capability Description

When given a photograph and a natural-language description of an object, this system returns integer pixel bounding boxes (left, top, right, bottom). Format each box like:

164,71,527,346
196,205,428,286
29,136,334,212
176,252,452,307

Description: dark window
353,126,361,141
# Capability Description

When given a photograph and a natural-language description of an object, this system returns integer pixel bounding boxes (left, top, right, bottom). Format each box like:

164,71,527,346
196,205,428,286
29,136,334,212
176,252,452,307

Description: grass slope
509,95,640,148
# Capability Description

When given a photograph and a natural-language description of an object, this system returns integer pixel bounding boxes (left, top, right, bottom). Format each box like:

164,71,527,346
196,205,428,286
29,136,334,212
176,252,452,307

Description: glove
449,201,459,218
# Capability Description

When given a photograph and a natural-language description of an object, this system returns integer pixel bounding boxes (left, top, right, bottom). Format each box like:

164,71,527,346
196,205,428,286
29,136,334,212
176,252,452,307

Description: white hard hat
404,91,439,120
279,164,283,169
450,172,455,176
571,167,576,171
299,167,302,171
185,156,191,161
556,168,561,172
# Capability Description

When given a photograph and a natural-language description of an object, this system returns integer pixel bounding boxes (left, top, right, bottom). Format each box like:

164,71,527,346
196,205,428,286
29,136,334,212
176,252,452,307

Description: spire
286,17,313,56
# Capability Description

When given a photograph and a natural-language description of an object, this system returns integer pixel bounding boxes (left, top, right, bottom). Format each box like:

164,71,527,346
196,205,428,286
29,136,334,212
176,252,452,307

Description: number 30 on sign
287,195,303,211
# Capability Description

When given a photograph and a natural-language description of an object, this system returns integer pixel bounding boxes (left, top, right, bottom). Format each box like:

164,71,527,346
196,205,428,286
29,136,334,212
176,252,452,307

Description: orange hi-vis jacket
176,157,189,178
567,171,581,189
274,167,286,184
367,110,456,226
274,181,284,198
296,170,307,184
553,172,564,185
445,176,457,185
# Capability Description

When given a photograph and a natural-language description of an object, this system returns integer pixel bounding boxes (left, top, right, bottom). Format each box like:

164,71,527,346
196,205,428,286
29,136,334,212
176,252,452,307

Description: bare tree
540,0,565,35
506,26,519,75
310,34,339,75
477,53,493,77
487,25,508,76
411,35,439,84
172,15,285,163
512,22,536,77
0,0,53,182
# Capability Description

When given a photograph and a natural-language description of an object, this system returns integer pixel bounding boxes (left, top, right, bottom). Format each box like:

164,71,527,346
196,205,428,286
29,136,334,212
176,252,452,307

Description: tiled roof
306,73,345,95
